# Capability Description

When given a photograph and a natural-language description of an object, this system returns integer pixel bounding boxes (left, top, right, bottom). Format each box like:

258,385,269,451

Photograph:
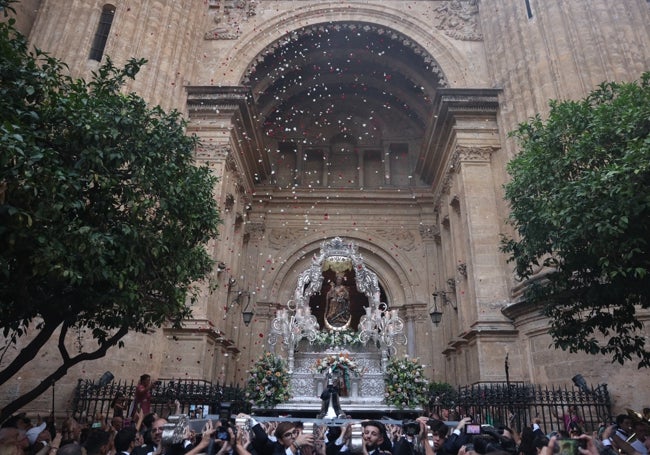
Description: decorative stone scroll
244,222,265,241
374,229,416,251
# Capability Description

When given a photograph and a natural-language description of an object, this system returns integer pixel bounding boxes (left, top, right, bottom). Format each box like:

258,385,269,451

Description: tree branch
58,322,71,363
0,318,62,386
0,325,129,422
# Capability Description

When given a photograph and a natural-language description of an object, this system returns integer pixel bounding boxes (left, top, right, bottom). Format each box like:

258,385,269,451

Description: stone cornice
417,87,501,188
164,320,240,353
187,86,270,193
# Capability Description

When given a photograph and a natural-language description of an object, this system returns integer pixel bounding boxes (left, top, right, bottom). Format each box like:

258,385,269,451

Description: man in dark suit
115,428,138,455
361,421,392,455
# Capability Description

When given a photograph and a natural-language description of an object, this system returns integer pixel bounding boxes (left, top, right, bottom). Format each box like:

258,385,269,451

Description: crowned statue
324,272,352,330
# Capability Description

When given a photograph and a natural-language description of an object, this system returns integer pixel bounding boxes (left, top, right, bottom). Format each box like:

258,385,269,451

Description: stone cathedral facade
3,0,650,415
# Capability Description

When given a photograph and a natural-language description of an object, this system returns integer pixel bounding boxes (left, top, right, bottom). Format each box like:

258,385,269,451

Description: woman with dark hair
131,375,154,418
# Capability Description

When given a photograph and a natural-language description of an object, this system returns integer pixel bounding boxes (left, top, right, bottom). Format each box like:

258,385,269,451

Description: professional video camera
402,420,421,437
470,426,517,455
215,419,237,441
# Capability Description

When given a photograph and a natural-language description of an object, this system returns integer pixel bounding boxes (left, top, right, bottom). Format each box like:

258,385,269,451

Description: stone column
296,143,304,186
383,143,392,186
451,146,510,326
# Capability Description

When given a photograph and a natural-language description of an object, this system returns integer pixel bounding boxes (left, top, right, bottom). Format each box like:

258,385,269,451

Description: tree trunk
0,319,61,386
0,325,128,422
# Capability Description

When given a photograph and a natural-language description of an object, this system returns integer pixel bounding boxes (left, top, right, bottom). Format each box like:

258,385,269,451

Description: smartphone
466,424,481,435
556,439,578,455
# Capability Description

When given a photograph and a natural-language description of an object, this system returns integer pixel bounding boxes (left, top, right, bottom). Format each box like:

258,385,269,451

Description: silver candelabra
358,302,407,364
268,299,319,371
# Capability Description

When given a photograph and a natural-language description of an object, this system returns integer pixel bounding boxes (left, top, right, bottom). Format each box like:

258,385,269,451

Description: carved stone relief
433,0,482,41
374,229,416,251
450,145,497,170
267,229,303,250
205,0,257,40
244,222,266,241
419,224,440,240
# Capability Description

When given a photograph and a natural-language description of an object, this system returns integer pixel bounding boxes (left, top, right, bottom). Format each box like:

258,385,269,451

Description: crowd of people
1,386,648,455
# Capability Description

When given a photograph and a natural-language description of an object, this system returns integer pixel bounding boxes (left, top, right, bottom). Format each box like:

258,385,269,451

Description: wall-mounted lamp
429,289,457,326
242,294,254,327
216,262,227,273
226,283,253,326
224,279,241,318
429,295,443,326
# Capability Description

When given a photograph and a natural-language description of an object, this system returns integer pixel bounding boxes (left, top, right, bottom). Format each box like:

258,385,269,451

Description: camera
215,420,236,441
402,420,421,437
466,424,482,435
471,427,517,455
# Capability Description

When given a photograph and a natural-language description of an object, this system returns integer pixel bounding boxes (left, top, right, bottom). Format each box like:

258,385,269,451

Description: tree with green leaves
0,1,221,420
502,73,650,368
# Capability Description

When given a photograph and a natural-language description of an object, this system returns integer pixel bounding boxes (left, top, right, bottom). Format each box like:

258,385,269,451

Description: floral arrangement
315,353,360,375
244,352,291,408
311,329,363,348
384,356,430,409
315,353,361,392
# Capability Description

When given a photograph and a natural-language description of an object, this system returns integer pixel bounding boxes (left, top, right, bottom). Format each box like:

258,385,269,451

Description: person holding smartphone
442,417,472,455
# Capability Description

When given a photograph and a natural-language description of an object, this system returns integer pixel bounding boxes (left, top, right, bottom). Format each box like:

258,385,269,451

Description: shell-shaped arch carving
241,22,449,88
218,2,472,88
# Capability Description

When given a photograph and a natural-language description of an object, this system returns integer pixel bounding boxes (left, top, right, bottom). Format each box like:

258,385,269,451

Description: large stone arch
214,2,481,88
261,231,426,311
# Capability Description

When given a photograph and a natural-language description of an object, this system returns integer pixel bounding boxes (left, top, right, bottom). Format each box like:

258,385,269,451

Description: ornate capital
450,146,497,170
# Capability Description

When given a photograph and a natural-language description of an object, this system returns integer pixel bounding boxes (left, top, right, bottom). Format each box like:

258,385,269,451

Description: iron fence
73,377,610,435
72,377,249,423
429,381,611,434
